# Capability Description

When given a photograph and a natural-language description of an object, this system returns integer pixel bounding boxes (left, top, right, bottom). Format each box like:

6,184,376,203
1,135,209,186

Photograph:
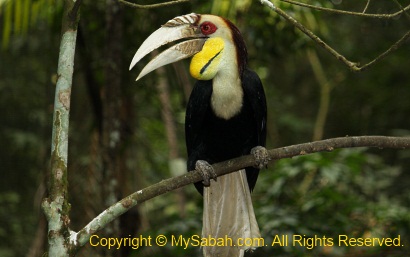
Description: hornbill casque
129,13,269,257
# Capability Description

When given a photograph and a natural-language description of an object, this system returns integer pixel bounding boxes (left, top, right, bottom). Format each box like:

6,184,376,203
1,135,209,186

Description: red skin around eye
200,22,217,35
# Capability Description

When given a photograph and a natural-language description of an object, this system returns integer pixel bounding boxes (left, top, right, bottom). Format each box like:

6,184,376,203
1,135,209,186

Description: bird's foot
251,146,270,169
195,160,217,187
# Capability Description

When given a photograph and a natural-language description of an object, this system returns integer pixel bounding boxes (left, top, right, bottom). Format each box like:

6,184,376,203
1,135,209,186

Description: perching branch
260,0,410,72
117,0,189,9
70,136,410,251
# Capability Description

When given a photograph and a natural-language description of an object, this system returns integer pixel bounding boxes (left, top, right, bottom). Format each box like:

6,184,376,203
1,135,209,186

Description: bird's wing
242,68,267,147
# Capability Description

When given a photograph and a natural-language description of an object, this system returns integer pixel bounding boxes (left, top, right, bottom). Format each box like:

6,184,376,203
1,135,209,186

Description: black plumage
185,68,267,194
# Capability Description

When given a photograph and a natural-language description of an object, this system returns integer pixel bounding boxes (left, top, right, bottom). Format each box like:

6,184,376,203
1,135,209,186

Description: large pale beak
129,13,206,81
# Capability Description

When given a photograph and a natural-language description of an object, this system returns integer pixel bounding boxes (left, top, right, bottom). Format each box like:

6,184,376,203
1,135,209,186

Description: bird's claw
195,160,217,187
251,146,270,169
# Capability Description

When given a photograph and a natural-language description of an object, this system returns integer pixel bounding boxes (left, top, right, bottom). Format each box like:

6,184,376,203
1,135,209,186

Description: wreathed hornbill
130,13,269,257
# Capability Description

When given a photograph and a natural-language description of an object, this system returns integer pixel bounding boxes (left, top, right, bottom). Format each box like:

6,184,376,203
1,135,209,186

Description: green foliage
0,11,58,255
0,192,24,257
254,149,409,256
0,0,62,49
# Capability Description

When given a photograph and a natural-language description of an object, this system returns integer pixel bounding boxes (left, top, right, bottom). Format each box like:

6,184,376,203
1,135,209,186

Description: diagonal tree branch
260,0,410,72
70,135,410,251
358,30,410,70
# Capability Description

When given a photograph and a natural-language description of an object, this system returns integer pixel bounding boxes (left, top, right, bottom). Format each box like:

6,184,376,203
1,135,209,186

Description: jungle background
0,0,409,256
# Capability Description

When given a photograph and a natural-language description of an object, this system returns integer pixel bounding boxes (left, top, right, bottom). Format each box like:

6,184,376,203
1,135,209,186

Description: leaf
22,0,29,34
14,0,21,35
2,0,12,49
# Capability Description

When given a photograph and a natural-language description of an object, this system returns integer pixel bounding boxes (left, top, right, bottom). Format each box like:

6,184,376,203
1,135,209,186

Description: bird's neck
210,51,243,120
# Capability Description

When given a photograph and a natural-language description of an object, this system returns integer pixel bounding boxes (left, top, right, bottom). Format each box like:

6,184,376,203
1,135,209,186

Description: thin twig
358,30,410,71
392,0,410,20
279,0,410,19
362,0,371,14
117,0,190,9
71,136,410,249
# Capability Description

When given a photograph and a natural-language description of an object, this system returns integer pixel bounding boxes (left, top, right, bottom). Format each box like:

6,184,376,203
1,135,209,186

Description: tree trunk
41,0,81,256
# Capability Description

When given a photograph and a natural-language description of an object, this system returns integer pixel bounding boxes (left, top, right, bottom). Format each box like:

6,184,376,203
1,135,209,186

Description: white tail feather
202,169,260,257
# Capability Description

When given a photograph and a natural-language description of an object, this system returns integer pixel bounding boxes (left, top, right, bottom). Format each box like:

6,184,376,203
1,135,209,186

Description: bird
129,13,269,257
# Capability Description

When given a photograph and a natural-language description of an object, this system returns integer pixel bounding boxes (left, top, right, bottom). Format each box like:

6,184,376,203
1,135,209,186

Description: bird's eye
200,22,217,35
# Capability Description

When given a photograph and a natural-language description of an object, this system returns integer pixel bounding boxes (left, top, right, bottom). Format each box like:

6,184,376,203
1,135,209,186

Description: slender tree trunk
41,0,81,256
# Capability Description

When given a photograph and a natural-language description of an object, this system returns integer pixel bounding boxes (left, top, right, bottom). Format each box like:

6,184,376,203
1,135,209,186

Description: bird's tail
202,169,260,257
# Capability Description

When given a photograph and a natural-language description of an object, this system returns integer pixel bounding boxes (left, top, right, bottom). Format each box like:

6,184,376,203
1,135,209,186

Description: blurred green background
0,0,409,256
